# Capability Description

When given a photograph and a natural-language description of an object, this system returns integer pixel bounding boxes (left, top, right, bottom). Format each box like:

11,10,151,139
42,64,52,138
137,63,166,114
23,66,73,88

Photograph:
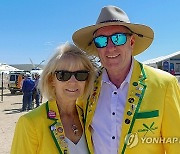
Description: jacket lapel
119,60,147,154
47,100,85,154
85,75,102,128
76,98,85,131
83,70,103,153
46,101,69,154
84,62,147,153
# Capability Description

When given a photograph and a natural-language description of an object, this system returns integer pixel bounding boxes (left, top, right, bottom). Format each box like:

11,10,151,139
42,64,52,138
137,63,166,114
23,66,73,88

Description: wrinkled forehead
56,54,85,71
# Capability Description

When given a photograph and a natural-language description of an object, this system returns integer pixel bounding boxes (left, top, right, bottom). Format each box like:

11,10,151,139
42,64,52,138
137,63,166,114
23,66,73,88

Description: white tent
0,63,22,74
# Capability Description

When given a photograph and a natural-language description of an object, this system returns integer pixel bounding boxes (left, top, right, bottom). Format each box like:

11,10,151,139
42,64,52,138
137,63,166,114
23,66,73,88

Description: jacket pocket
136,110,159,119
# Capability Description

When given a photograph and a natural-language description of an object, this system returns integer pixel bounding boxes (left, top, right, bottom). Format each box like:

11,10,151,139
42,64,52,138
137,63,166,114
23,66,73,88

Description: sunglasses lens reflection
94,36,107,48
94,33,128,48
111,33,127,46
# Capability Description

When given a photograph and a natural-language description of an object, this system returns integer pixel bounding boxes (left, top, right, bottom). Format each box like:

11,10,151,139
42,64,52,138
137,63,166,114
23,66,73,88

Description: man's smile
106,53,120,58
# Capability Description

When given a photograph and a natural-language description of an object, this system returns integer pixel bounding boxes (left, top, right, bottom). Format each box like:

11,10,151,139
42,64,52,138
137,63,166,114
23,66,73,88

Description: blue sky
0,0,180,65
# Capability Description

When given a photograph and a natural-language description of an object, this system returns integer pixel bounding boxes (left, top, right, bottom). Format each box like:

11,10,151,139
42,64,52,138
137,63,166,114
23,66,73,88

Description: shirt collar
102,58,134,85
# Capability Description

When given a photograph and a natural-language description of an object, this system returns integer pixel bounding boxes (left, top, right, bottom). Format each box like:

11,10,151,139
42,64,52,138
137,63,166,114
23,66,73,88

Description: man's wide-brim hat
72,6,154,56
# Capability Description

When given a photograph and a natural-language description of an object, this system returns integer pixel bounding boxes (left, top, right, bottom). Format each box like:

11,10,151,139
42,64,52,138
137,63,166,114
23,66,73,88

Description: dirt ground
0,89,45,154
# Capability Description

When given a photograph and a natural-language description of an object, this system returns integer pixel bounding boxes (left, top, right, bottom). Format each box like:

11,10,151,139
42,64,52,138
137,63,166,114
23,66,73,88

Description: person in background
21,73,35,111
11,43,95,154
73,5,180,154
32,73,41,108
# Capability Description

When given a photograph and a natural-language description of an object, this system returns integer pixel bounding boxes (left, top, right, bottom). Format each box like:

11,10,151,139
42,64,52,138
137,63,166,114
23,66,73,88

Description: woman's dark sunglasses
93,33,132,48
55,70,89,81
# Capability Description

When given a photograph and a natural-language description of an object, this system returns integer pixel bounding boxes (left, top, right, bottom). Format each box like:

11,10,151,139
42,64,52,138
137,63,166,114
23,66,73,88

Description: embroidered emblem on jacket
138,122,158,137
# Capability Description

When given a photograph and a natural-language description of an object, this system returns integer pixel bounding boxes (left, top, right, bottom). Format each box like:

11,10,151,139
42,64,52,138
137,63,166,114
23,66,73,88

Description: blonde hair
39,42,95,101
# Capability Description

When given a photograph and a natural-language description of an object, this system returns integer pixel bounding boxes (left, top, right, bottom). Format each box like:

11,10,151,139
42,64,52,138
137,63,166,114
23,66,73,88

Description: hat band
97,20,145,38
99,19,128,24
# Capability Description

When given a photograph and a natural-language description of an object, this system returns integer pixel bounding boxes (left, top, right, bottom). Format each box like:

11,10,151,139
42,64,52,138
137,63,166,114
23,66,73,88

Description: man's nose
106,37,116,50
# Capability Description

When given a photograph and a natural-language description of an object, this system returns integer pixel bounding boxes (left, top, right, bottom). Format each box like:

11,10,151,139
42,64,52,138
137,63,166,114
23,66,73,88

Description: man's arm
162,77,180,153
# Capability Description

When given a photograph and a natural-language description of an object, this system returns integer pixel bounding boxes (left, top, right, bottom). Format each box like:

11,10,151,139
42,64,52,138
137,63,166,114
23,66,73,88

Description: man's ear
130,35,135,47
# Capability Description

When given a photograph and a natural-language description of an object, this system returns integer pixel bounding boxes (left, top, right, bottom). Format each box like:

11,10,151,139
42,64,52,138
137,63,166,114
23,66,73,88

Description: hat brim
72,22,154,56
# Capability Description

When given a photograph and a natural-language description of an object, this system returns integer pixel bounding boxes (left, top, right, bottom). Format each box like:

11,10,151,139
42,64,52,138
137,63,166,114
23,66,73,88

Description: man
22,74,35,111
32,73,41,108
73,6,180,154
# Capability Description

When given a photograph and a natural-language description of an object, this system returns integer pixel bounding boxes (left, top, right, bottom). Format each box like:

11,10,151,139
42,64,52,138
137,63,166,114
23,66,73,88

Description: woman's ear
49,75,56,87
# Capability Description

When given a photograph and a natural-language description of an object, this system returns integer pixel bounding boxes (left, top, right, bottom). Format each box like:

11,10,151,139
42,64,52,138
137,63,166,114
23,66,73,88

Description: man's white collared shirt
91,61,134,154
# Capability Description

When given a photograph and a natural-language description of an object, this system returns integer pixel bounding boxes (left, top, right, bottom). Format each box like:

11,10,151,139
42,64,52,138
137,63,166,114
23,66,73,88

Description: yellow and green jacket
83,60,180,154
11,100,84,154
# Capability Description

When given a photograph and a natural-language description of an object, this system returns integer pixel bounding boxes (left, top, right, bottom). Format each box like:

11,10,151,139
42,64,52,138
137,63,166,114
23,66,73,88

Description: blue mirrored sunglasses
93,33,132,48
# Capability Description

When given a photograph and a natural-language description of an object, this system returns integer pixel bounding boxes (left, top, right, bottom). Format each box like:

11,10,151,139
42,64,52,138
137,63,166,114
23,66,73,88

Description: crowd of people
21,72,41,111
11,5,180,154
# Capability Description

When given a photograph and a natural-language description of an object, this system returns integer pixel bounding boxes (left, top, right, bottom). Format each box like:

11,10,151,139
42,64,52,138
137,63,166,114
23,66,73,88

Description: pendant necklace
71,113,79,135
71,124,78,135
58,104,79,135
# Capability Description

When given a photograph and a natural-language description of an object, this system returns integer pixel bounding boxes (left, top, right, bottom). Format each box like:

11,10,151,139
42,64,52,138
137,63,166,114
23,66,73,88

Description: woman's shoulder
20,102,47,122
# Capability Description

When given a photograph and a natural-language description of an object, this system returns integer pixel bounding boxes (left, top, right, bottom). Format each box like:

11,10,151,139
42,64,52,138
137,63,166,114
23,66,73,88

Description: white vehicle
8,71,30,94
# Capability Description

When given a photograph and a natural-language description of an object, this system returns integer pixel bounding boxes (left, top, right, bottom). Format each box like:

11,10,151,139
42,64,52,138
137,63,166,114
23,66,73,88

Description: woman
11,43,95,154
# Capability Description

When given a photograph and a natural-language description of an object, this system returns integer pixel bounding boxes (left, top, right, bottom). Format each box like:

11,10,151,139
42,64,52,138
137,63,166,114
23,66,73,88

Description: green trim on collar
139,62,147,81
136,110,159,119
84,96,90,126
84,97,91,154
46,101,63,154
122,62,147,154
49,122,63,154
45,101,49,119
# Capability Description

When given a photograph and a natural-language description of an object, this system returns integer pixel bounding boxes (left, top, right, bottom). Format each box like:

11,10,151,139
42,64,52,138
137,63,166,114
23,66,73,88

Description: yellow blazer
83,60,180,154
11,100,85,154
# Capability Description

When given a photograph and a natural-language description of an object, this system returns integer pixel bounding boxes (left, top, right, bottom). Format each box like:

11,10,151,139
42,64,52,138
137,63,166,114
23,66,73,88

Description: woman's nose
68,75,77,82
